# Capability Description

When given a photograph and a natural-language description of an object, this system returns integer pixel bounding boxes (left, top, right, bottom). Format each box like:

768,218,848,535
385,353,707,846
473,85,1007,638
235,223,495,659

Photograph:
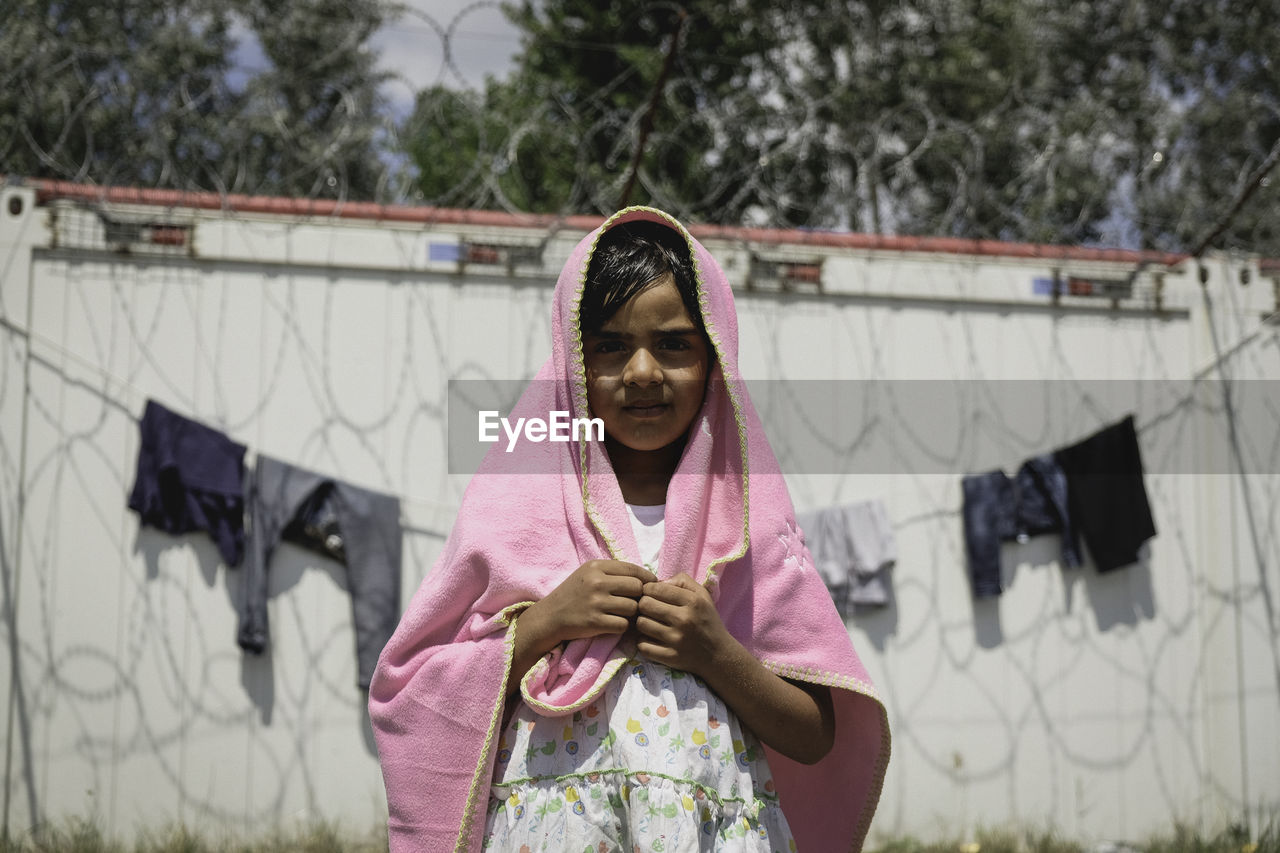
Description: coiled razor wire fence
1,0,1278,254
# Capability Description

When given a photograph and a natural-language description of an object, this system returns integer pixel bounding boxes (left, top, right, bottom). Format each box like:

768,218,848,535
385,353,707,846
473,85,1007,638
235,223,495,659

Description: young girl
369,208,889,852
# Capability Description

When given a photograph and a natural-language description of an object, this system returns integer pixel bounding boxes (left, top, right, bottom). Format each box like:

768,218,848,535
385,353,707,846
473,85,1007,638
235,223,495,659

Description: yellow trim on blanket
762,659,892,852
497,601,535,627
573,206,753,588
574,217,624,561
520,653,628,715
679,220,750,589
453,604,527,852
853,698,892,852
761,660,883,701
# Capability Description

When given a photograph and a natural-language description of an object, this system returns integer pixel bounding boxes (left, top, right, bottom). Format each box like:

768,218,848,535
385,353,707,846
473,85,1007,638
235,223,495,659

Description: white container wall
1,182,1277,844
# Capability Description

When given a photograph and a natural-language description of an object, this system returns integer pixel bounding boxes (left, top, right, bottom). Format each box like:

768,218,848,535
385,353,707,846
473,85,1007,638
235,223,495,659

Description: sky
228,0,523,117
372,0,524,114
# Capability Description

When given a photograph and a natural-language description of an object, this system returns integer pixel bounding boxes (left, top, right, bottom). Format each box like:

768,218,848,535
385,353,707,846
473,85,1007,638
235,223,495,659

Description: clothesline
960,415,1156,599
0,310,461,521
5,300,1269,528
0,311,895,535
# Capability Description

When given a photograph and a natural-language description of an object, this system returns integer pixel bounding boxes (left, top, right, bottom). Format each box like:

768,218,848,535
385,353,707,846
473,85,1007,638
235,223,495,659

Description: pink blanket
369,207,890,851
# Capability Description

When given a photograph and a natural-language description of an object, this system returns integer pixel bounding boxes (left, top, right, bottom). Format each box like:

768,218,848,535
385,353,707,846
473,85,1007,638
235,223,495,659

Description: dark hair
580,221,705,336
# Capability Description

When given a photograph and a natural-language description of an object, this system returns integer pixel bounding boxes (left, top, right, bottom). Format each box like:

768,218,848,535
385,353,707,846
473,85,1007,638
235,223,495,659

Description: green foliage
4,0,1275,252
235,0,392,199
403,77,582,211
1,817,123,852
1,818,1274,853
399,0,1279,254
1135,820,1280,853
863,819,1279,853
0,819,388,853
867,826,1084,853
403,0,793,218
1150,0,1280,254
0,0,393,199
0,0,239,189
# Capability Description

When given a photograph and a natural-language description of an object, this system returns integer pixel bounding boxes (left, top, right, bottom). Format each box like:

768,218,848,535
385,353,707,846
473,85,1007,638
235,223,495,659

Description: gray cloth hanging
241,455,402,689
797,500,897,609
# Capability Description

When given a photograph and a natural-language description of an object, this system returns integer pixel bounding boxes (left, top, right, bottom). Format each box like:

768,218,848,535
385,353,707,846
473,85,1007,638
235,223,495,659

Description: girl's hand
509,560,655,695
635,572,836,765
634,572,731,677
522,559,656,648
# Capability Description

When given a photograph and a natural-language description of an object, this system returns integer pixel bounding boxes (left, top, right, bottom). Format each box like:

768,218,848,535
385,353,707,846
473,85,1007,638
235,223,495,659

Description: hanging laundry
282,482,348,563
127,399,247,566
960,471,1017,598
797,500,897,608
242,455,403,689
1016,454,1083,569
1054,414,1156,572
960,453,1081,597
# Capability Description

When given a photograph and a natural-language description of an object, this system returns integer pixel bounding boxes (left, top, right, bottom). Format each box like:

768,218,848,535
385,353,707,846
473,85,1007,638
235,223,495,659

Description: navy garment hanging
1055,415,1156,572
127,399,247,566
960,453,1081,598
1015,453,1082,568
242,455,403,689
961,471,1018,598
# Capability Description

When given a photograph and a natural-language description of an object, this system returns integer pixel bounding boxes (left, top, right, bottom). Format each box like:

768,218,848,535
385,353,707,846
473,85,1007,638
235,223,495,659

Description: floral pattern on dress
484,661,796,852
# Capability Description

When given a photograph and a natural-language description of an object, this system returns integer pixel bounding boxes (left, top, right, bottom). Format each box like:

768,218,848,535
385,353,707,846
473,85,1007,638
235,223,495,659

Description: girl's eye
659,338,690,351
592,340,624,354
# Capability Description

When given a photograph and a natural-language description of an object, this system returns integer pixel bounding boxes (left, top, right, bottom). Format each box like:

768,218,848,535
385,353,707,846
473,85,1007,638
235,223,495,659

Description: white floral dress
483,659,797,852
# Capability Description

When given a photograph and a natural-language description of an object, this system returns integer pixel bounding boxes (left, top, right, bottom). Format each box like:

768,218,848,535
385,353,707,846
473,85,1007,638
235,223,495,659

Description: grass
871,827,1083,853
867,820,1280,853
1,819,1275,852
0,821,387,853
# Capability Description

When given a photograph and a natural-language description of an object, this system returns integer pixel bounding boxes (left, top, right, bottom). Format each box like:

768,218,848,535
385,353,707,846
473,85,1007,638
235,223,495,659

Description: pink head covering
369,207,890,851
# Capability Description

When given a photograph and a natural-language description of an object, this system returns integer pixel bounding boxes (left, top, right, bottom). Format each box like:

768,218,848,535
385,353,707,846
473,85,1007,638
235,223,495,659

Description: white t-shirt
626,502,665,571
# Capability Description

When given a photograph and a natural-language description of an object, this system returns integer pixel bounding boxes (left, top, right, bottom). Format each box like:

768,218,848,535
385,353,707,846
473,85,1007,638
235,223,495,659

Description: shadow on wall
1,513,39,838
132,529,375,754
845,581,900,654
968,535,1157,649
1073,543,1157,632
833,522,1158,655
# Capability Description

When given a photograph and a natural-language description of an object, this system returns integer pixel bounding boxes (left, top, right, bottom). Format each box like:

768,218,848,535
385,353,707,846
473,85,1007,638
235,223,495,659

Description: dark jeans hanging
242,455,403,689
961,453,1081,597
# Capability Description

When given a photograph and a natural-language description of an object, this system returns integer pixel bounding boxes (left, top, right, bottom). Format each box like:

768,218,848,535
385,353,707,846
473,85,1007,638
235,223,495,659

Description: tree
402,0,798,220
0,0,240,190
399,0,1279,256
1145,0,1280,254
403,77,583,212
235,0,394,199
787,0,1186,243
0,0,396,201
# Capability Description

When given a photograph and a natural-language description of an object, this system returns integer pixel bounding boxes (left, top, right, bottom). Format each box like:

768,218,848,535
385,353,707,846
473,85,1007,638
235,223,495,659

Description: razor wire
1,0,1277,255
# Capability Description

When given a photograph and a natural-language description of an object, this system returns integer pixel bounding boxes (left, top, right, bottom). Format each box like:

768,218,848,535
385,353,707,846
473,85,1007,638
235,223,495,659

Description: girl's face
582,274,710,455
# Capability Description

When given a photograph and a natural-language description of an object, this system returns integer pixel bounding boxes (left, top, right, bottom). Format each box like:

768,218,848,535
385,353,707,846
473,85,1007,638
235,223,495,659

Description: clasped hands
529,559,728,678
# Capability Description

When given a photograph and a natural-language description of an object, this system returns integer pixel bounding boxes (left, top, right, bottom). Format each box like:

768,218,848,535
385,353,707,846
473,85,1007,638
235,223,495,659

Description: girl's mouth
624,403,668,419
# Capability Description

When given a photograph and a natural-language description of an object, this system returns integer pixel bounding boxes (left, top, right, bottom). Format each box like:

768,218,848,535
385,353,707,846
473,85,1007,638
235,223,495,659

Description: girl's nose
623,347,663,386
